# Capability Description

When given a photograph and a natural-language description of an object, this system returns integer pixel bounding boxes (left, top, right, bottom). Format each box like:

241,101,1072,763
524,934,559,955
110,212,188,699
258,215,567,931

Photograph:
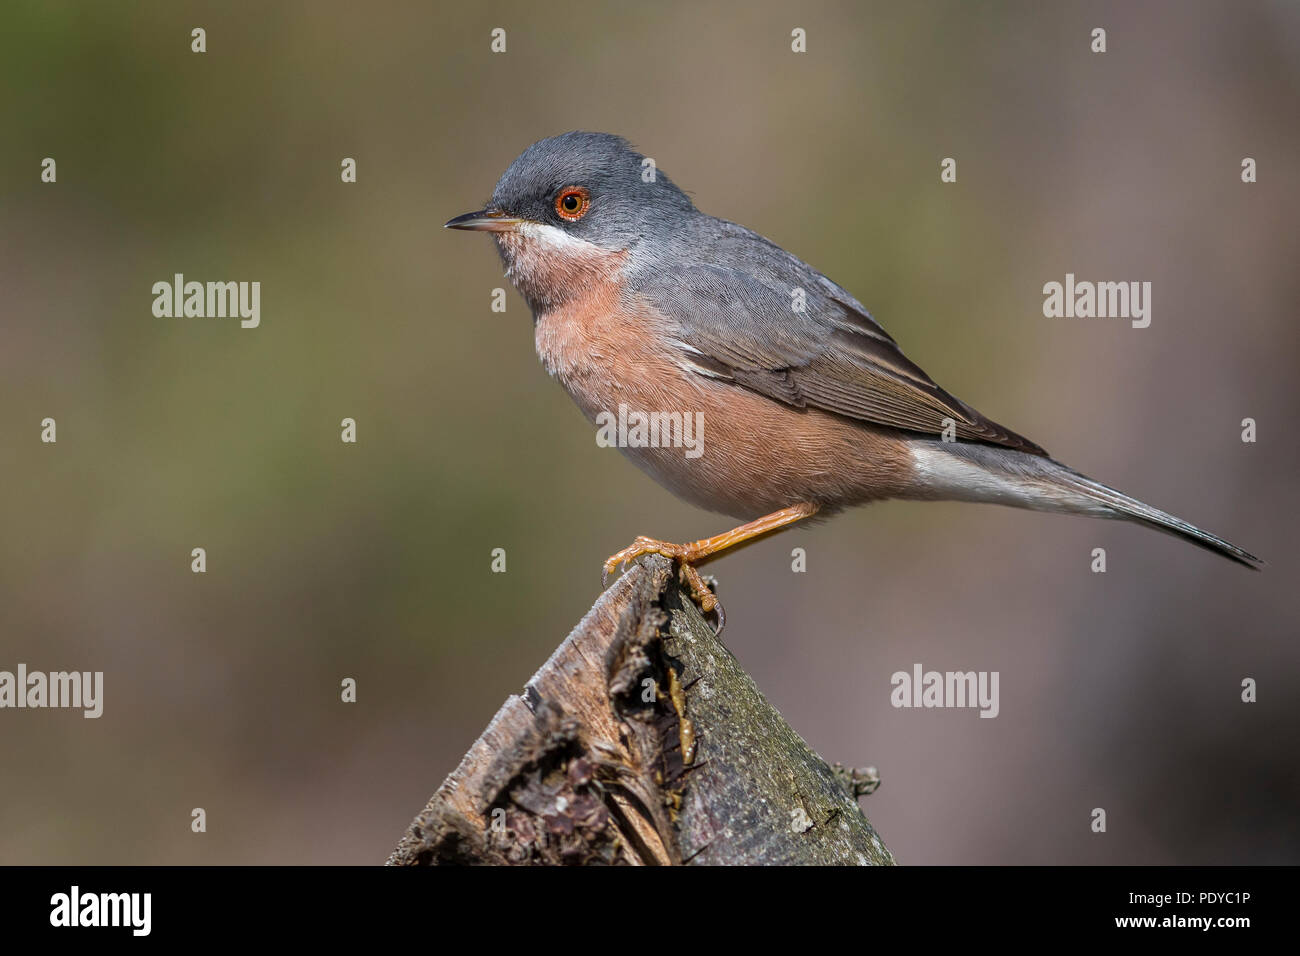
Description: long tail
907,441,1263,569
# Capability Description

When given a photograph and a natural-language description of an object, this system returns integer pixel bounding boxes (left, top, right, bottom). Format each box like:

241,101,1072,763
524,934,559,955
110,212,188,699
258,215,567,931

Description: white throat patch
494,222,626,312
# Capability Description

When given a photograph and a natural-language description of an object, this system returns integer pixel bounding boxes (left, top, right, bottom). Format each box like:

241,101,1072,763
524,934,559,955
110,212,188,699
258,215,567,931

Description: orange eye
555,186,590,221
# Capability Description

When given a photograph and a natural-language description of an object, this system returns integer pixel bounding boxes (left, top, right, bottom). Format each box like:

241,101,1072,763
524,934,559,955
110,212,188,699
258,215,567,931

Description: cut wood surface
387,554,893,866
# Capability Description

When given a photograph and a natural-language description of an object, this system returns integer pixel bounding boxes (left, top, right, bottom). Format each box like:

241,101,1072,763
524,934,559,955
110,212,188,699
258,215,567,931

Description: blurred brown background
1,0,1296,864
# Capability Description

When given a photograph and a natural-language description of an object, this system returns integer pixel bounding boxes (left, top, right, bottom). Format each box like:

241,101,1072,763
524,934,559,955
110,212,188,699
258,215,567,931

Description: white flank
907,444,1110,516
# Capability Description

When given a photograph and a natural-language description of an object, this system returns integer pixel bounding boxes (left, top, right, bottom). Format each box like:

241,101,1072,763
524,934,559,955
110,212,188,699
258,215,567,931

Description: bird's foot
599,507,820,635
602,537,724,630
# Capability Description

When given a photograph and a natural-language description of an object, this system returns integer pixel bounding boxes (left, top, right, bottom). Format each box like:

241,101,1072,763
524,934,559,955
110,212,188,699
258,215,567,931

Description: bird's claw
601,538,726,635
601,536,662,589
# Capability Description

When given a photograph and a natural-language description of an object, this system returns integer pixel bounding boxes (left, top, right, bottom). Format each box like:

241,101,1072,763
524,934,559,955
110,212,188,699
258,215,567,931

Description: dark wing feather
639,225,1047,456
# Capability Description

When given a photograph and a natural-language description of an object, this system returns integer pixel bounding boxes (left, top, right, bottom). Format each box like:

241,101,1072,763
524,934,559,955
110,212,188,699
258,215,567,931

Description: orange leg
602,503,821,617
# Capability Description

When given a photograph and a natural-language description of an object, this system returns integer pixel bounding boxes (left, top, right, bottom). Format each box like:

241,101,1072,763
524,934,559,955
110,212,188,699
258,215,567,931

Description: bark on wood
386,554,894,866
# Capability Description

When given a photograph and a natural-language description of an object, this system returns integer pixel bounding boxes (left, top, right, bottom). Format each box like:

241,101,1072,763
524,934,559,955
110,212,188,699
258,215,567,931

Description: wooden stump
387,554,893,866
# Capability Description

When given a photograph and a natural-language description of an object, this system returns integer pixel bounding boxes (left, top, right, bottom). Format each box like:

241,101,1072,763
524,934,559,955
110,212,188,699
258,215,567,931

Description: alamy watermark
595,403,704,458
891,663,999,718
50,886,150,936
152,273,260,328
0,664,103,718
1042,273,1151,328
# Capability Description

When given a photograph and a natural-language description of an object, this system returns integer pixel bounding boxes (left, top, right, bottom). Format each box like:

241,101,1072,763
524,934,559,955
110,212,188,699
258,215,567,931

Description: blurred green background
1,0,1297,864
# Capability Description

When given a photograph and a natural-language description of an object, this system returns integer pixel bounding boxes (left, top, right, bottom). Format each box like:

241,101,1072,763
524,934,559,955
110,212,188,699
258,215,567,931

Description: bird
446,131,1261,624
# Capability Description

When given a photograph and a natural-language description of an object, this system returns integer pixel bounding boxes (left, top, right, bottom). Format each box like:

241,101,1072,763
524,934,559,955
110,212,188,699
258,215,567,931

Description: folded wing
638,246,1047,457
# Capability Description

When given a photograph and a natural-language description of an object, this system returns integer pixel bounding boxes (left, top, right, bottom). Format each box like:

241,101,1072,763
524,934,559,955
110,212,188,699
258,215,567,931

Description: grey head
445,131,698,251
